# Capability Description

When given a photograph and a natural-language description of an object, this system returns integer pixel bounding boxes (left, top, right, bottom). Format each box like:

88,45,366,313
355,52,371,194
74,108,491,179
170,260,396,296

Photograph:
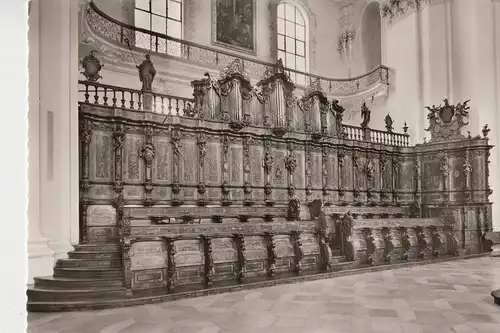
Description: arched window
277,2,308,86
134,0,183,55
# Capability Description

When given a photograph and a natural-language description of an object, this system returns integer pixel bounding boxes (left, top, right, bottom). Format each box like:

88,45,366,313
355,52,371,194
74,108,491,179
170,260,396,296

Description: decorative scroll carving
291,230,304,274
140,126,156,206
285,151,297,175
425,99,470,142
381,0,433,22
113,124,125,194
171,128,182,205
202,236,214,286
197,133,208,205
80,119,92,196
339,212,354,261
233,234,246,282
166,237,177,291
80,50,103,82
287,198,300,221
266,232,277,277
337,29,355,55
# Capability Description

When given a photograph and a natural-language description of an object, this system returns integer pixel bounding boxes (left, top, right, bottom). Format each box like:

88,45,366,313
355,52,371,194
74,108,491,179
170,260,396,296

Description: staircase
27,243,355,311
27,243,127,310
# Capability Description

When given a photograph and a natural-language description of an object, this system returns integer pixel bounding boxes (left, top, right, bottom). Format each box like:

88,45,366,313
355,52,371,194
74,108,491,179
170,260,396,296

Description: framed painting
211,0,257,55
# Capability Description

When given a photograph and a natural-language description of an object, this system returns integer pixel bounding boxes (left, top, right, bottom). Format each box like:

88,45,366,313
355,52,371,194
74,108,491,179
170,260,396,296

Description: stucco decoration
380,0,434,22
184,0,203,41
268,0,318,70
337,29,356,54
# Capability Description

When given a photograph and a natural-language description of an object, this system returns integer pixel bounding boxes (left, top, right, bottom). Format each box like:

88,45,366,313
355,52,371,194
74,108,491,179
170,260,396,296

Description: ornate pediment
219,59,250,83
424,99,470,143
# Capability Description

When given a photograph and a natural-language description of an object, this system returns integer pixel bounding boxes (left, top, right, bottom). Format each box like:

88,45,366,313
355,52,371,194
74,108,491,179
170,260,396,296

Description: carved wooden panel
228,144,243,185
131,241,168,271
152,186,171,201
250,145,264,187
123,134,144,183
87,205,116,226
212,238,238,263
399,160,414,190
181,140,198,185
272,149,287,186
123,185,144,200
87,185,114,200
174,240,204,267
153,137,171,183
422,159,440,190
132,269,165,289
204,142,221,185
311,152,322,190
471,151,485,190
88,227,117,242
90,131,113,182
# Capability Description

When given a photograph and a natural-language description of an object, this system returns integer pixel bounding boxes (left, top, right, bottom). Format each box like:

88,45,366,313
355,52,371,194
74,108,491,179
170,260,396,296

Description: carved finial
403,122,408,134
384,114,394,132
482,124,490,139
80,50,103,82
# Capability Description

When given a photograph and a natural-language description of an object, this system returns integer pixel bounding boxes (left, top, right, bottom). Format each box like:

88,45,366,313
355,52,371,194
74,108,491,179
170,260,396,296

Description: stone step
73,243,120,252
331,256,346,264
56,258,122,269
331,249,341,257
54,267,123,279
68,250,121,260
34,276,124,289
27,286,128,302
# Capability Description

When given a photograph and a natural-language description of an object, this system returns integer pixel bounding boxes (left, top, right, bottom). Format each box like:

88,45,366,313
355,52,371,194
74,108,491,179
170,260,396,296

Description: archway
361,1,382,71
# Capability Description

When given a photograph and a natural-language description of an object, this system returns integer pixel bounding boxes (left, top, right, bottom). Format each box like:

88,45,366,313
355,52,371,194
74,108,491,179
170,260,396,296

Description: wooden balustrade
78,81,193,116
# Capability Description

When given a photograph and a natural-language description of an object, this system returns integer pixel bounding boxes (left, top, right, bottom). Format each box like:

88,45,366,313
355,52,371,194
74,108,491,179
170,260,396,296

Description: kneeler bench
118,206,334,294
339,217,459,266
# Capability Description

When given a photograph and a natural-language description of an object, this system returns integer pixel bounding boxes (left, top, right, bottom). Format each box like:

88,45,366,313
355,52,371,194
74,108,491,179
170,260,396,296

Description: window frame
134,0,184,39
276,1,309,85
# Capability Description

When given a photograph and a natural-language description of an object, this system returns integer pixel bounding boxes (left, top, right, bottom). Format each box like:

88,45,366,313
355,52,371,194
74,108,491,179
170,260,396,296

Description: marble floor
28,257,500,333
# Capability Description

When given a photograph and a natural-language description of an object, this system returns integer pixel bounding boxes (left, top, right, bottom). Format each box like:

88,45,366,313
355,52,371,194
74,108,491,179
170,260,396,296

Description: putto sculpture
137,54,156,92
424,98,470,142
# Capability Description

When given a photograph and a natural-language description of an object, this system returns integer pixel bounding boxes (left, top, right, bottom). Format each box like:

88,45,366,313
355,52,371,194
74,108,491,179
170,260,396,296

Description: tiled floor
28,257,500,333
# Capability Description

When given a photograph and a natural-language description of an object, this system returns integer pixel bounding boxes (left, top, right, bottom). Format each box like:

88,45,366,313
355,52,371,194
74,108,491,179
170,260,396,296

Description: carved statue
384,114,394,132
80,50,103,82
360,102,371,128
285,152,297,175
137,54,156,92
287,198,301,221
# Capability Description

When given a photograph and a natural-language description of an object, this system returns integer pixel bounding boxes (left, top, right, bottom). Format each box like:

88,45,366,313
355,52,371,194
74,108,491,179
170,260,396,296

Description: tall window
135,0,183,55
277,3,307,86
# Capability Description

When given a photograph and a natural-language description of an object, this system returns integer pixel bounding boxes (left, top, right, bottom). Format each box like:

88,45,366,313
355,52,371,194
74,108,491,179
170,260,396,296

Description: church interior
25,0,500,332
